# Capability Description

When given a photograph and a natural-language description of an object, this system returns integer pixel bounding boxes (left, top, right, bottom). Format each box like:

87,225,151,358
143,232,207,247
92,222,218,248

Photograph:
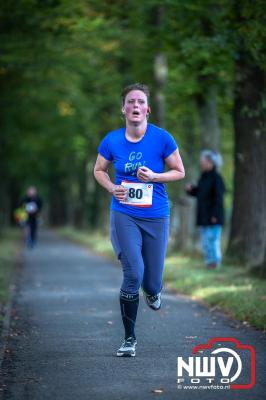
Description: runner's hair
121,83,150,105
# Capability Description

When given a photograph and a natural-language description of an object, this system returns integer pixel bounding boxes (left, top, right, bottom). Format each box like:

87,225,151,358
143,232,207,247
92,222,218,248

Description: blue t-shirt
97,123,178,218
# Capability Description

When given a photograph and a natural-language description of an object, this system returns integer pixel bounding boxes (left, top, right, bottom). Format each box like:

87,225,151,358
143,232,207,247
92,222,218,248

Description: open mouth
132,111,140,116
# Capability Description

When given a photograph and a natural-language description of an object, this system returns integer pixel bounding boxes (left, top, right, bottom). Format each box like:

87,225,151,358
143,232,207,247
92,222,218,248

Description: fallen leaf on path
193,313,201,317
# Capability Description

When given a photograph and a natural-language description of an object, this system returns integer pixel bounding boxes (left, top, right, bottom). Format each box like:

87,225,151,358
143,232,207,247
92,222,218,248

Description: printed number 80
128,188,143,199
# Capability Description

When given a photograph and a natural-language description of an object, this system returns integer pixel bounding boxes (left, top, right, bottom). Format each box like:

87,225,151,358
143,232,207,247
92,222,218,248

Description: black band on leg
119,290,139,340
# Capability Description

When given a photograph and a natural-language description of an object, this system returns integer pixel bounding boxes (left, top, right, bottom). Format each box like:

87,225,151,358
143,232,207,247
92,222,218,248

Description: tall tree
196,80,221,150
227,0,266,268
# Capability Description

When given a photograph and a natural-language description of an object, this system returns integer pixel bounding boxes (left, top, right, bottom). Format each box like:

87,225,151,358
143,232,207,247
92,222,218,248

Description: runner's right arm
94,154,128,201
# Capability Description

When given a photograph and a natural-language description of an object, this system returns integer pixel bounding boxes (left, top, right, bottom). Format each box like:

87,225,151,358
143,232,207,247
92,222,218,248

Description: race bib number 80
120,180,153,208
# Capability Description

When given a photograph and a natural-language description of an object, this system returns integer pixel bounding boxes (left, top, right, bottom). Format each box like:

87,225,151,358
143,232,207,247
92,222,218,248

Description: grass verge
57,226,266,331
0,228,21,332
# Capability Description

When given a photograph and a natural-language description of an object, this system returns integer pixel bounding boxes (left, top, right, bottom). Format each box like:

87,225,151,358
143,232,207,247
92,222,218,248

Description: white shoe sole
116,351,136,357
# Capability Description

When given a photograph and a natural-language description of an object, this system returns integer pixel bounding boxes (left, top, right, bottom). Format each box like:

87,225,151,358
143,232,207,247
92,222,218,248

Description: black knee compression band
119,289,139,340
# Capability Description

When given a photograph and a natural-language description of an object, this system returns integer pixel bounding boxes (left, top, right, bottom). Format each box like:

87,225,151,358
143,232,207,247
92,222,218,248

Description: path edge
0,248,22,369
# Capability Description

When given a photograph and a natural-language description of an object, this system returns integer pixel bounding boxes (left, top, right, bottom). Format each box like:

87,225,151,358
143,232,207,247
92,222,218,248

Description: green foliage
0,0,124,223
164,254,266,330
0,229,21,323
0,0,265,228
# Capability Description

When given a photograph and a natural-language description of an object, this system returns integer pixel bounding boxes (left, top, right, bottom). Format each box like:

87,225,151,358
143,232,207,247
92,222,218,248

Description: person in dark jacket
20,186,43,248
186,150,225,269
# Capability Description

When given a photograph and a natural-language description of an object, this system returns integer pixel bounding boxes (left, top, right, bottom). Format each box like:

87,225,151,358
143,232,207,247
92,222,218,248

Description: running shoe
144,292,161,311
116,336,137,357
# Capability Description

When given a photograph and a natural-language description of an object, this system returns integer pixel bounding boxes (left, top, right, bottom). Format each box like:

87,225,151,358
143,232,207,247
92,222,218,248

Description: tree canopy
1,0,265,267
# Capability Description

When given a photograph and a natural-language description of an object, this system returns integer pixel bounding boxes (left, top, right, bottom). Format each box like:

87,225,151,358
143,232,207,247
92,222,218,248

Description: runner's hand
137,166,155,182
111,185,128,201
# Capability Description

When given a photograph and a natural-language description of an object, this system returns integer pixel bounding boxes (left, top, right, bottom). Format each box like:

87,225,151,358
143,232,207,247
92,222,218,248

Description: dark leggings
110,210,170,295
27,219,37,244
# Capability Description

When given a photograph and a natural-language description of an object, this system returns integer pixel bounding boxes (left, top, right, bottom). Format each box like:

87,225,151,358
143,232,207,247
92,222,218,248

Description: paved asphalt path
0,230,265,400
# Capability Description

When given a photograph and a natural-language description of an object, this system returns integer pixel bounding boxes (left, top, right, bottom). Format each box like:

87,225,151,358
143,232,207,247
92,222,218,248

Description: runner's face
123,90,149,124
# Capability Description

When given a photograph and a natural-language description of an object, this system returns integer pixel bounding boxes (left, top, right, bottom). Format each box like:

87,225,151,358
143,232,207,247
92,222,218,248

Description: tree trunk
154,5,167,128
48,176,68,226
196,81,221,151
227,52,266,267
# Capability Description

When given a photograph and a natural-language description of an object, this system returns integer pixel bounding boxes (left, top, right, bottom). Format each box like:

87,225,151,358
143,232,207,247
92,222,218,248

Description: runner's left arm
137,149,185,183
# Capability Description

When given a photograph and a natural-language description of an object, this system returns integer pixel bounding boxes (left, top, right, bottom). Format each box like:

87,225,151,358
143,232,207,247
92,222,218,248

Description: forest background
1,0,265,271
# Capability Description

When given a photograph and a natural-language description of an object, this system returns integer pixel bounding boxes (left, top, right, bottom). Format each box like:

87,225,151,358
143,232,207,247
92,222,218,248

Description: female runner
94,83,185,357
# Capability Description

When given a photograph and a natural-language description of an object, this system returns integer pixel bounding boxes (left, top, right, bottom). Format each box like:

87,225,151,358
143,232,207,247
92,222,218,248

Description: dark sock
119,290,139,340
